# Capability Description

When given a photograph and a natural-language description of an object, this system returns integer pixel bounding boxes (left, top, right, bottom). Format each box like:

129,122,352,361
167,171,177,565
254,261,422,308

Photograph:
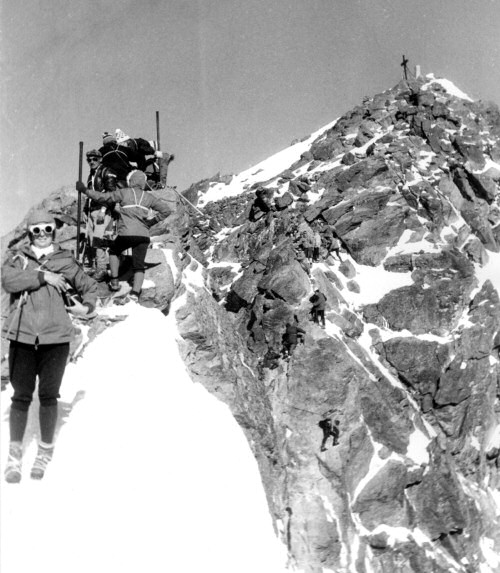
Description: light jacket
2,244,98,345
84,186,171,237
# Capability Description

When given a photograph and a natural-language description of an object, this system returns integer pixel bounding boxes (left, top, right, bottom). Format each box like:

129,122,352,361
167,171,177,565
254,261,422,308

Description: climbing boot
30,442,54,480
5,442,23,483
108,278,121,292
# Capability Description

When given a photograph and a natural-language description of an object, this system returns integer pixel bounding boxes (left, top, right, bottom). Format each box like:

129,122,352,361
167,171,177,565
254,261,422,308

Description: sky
1,0,500,232
1,297,289,573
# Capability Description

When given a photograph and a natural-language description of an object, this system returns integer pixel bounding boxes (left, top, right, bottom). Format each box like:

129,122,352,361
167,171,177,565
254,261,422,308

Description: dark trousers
110,235,150,272
313,309,325,326
9,341,70,412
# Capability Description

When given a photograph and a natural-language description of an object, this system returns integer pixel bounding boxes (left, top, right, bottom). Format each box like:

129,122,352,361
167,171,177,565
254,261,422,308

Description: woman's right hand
44,271,68,293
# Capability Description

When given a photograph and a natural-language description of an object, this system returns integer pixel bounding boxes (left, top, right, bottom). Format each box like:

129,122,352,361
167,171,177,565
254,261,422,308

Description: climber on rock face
77,169,172,303
249,186,275,223
282,319,305,358
318,418,340,451
310,288,327,328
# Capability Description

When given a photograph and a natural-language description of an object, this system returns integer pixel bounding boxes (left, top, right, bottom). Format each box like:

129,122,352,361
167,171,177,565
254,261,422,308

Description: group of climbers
1,127,349,482
79,130,174,301
76,169,171,301
248,183,345,267
1,127,175,483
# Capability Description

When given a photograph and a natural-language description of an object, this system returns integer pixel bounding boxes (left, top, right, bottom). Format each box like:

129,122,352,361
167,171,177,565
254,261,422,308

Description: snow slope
0,303,288,573
198,119,338,207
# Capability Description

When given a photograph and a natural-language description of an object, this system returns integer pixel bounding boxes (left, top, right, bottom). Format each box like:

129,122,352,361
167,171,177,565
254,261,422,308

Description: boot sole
5,470,22,483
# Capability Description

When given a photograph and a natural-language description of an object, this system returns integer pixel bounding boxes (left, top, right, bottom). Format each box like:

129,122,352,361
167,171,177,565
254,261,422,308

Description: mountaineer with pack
2,209,97,483
84,149,118,281
77,170,171,302
115,129,163,173
99,132,137,187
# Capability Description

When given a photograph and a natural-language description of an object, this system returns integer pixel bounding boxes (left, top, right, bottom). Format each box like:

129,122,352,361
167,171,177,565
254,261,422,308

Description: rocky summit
3,73,500,572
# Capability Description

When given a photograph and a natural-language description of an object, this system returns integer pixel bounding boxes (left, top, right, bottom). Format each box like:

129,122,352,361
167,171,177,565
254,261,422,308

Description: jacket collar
16,242,64,261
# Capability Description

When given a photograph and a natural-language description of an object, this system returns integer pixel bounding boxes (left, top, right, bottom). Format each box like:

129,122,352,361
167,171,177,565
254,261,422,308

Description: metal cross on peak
401,55,409,80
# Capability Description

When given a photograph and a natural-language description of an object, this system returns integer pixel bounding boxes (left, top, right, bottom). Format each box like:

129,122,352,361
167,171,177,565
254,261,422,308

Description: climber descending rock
77,170,171,304
309,288,327,328
318,418,340,452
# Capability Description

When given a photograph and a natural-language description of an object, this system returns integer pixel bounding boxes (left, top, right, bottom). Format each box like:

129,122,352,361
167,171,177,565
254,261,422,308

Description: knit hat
127,170,147,189
27,209,56,227
102,132,116,145
115,129,130,143
86,149,102,159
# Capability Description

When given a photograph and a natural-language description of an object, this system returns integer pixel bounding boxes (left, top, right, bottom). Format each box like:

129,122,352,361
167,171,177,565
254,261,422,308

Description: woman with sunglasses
2,209,98,483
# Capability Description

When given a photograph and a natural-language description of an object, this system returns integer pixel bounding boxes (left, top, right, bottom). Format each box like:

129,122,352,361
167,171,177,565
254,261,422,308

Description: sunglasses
29,224,55,236
87,157,100,163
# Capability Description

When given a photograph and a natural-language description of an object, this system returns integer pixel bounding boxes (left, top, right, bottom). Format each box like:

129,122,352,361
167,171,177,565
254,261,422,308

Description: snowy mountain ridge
3,73,500,572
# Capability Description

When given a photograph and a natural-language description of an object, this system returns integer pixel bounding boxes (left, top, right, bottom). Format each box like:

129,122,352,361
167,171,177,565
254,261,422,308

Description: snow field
1,304,288,573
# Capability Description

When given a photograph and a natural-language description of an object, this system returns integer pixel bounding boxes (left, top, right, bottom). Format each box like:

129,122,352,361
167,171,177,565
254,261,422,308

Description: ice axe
76,141,83,261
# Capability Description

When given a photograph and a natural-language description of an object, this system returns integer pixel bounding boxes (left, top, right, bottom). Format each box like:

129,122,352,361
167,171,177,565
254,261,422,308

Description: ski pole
76,141,83,261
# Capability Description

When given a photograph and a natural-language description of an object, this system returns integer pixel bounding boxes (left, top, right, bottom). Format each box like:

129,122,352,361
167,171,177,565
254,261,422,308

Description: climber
77,170,171,302
329,228,343,262
249,186,275,222
99,132,136,187
282,320,305,358
115,129,165,177
2,209,97,483
298,221,315,262
310,288,327,328
84,149,118,281
313,228,322,262
318,418,340,451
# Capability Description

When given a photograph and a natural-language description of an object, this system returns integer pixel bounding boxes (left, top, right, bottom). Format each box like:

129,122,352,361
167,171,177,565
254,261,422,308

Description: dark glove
146,216,158,229
76,180,87,193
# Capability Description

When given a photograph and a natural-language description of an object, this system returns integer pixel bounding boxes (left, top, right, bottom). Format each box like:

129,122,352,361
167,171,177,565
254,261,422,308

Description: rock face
3,75,500,573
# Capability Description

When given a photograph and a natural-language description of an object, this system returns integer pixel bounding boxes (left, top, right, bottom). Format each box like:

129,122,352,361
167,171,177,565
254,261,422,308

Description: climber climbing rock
249,186,275,223
318,418,340,452
309,289,327,328
77,169,171,303
282,320,305,359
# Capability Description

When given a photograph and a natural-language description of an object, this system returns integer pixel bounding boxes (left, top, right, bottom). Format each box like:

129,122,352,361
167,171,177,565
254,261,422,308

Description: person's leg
320,434,328,452
6,342,37,482
108,236,126,290
37,343,70,443
32,343,70,479
130,237,150,297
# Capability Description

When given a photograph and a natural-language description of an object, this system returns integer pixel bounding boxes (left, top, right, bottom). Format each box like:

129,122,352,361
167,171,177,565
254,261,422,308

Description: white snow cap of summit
421,73,473,102
198,118,338,207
